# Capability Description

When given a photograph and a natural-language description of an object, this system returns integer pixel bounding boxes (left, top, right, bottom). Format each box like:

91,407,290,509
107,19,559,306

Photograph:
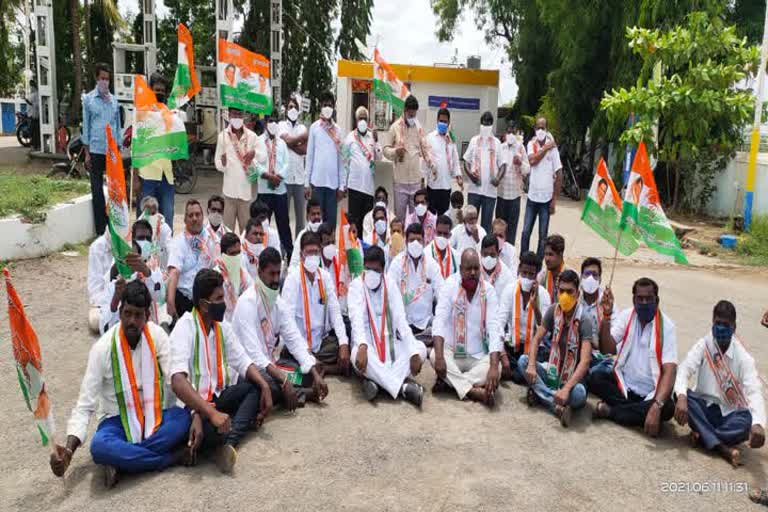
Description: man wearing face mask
362,187,395,241
520,270,593,427
258,113,293,262
82,62,122,235
240,217,267,280
348,246,426,405
384,95,435,222
491,218,518,276
282,232,350,376
213,233,254,322
404,189,437,244
233,248,329,410
288,199,324,269
139,195,173,269
673,301,765,467
463,111,505,234
343,106,382,236
215,108,264,233
316,222,348,316
497,251,551,383
279,96,309,236
305,91,345,227
479,234,515,300
204,196,232,253
424,108,462,215
387,223,444,344
249,200,283,255
451,205,487,255
522,117,562,259
578,257,618,378
170,269,272,473
589,278,677,437
497,122,529,245
431,248,502,407
426,215,459,279
447,190,465,226
364,206,395,272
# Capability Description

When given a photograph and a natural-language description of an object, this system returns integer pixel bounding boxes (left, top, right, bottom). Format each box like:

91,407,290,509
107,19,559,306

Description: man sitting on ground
479,233,515,299
451,205,486,255
404,188,437,244
213,233,253,322
87,231,114,333
491,218,518,275
538,234,568,301
240,216,267,280
426,215,459,279
289,198,324,269
248,200,282,254
578,257,617,377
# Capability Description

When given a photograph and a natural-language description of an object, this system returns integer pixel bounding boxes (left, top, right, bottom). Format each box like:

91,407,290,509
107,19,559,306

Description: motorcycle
15,111,32,147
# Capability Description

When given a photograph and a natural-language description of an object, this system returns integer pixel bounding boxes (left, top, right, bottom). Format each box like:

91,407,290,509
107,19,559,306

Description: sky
119,0,517,106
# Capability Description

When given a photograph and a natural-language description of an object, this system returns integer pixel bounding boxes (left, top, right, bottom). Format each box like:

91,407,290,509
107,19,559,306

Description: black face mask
156,94,166,104
254,121,264,136
207,301,227,323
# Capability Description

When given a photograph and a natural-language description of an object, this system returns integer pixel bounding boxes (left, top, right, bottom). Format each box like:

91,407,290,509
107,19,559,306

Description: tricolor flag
580,158,639,256
167,23,201,110
336,210,363,300
131,74,189,168
620,142,688,264
5,268,55,446
218,39,273,115
106,125,135,278
373,49,410,114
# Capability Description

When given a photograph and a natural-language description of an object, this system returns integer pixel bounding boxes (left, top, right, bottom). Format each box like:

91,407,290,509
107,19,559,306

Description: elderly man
424,107,462,215
491,218,518,276
430,248,502,407
463,111,505,233
139,195,173,268
450,205,486,255
344,106,382,236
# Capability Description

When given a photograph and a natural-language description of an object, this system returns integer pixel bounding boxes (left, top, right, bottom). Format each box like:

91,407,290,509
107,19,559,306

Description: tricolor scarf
511,281,537,354
399,255,428,307
110,325,163,443
545,305,581,390
704,335,748,410
612,310,664,399
265,136,278,175
363,274,395,363
215,258,249,316
541,263,565,299
441,133,455,176
430,243,456,278
453,279,488,357
299,264,328,351
483,262,502,287
228,128,254,176
354,130,375,168
191,309,229,401
473,136,497,181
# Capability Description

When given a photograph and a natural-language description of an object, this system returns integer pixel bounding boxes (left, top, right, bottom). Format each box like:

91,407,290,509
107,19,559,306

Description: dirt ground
1,166,768,511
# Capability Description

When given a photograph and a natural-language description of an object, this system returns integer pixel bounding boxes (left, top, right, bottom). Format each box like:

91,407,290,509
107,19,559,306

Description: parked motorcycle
15,111,32,147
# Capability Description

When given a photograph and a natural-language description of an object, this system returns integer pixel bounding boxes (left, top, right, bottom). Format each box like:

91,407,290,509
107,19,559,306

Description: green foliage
736,215,768,265
337,0,373,61
0,171,89,224
0,0,24,96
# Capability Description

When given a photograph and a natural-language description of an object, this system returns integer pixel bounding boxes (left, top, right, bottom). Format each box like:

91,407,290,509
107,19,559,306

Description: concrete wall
705,151,768,218
0,194,95,261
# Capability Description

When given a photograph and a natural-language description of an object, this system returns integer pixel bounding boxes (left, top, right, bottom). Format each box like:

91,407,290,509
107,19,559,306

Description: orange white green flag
373,49,410,114
167,23,201,110
580,158,639,256
105,125,135,278
218,39,273,115
619,141,688,264
5,268,55,446
131,74,189,168
336,210,363,301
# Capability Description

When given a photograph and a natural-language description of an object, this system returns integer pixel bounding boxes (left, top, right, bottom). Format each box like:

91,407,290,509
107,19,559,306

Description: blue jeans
517,355,587,413
90,406,190,473
495,196,521,244
467,193,496,234
260,192,293,261
312,186,338,228
140,175,175,231
686,391,752,450
588,354,614,378
521,198,551,259
200,381,264,449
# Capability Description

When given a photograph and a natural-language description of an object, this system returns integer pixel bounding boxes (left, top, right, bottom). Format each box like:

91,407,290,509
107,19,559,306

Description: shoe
431,378,450,394
362,379,379,401
216,444,237,474
103,464,119,489
526,388,537,407
402,382,424,408
558,405,572,428
593,401,610,420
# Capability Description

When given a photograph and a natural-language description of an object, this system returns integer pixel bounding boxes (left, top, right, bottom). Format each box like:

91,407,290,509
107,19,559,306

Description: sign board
428,95,480,111
301,98,311,113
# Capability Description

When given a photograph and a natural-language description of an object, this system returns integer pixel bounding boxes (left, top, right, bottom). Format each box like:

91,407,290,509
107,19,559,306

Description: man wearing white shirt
170,269,272,473
279,96,309,236
203,195,231,260
496,123,529,243
233,247,329,408
404,189,438,244
349,246,426,405
589,278,677,437
426,215,459,279
364,205,391,252
344,106,382,236
491,218,518,275
289,199,324,270
283,231,351,375
249,200,283,255
387,223,444,341
578,257,618,377
674,301,765,466
87,232,114,333
305,91,345,227
139,195,173,269
463,111,505,234
479,234,515,300
424,108,462,215
259,113,293,262
451,205,486,255
431,249,502,407
212,233,254,323
363,187,395,241
50,282,190,488
215,107,265,233
522,117,562,258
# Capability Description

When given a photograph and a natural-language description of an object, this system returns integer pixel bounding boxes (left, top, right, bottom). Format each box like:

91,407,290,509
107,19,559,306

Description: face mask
208,212,223,228
261,218,270,231
206,300,227,323
480,125,493,137
97,79,110,95
321,106,334,120
712,324,734,349
535,128,546,141
357,119,368,133
581,275,600,295
155,93,166,104
267,122,279,136
230,117,244,130
406,116,416,127
414,203,427,217
407,240,423,259
634,301,657,324
136,239,152,262
255,274,279,307
559,292,577,313
303,254,320,273
254,121,264,136
364,270,382,290
222,253,242,277
308,221,321,233
437,121,449,135
506,135,516,146
375,200,387,210
435,236,449,251
482,255,497,271
519,277,534,293
322,244,338,261
287,108,299,122
461,276,479,294
375,219,387,235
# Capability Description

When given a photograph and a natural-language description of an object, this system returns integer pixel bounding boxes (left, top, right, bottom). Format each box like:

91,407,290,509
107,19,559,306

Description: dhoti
430,349,493,400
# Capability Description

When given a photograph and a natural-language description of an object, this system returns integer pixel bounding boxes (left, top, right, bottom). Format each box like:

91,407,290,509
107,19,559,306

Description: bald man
344,105,382,235
430,248,502,407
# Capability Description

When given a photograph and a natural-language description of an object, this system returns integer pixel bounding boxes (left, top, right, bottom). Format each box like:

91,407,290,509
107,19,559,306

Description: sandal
593,401,610,419
749,488,768,506
526,388,537,407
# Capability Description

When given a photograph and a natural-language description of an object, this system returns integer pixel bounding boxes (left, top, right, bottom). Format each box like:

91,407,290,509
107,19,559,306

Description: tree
0,0,25,96
601,12,760,212
299,0,337,113
71,0,83,123
337,0,373,60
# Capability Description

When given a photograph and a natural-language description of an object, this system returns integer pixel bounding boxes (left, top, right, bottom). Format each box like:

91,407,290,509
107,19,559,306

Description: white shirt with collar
344,129,382,196
497,279,551,346
526,133,563,204
578,289,618,350
305,119,344,190
675,335,766,427
257,135,290,195
480,259,515,302
278,120,307,185
281,266,349,352
215,126,265,201
463,135,504,198
425,240,459,278
66,322,171,443
386,252,444,330
88,235,113,306
363,207,395,241
498,138,530,200
498,241,519,275
167,229,216,299
232,285,316,374
423,130,461,190
450,224,487,256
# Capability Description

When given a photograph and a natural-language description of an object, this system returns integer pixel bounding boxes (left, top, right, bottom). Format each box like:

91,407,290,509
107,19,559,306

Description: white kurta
386,252,444,330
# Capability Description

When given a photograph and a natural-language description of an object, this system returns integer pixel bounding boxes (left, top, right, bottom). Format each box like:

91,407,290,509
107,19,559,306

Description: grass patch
736,215,768,266
0,171,89,223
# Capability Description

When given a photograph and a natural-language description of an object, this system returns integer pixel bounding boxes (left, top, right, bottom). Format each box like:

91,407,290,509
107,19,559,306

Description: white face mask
357,119,368,133
322,244,338,261
308,221,321,233
482,255,498,271
407,240,423,259
261,218,270,231
581,275,600,295
414,203,427,217
267,122,279,136
303,254,321,273
480,125,493,137
230,117,244,130
136,240,152,262
364,270,382,290
519,277,534,292
406,116,416,127
374,219,387,235
375,201,387,210
321,106,334,120
208,212,223,228
535,128,546,141
435,236,449,251
287,108,299,122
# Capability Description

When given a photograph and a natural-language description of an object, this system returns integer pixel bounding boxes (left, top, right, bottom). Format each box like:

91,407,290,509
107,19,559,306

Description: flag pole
608,229,623,289
129,166,135,224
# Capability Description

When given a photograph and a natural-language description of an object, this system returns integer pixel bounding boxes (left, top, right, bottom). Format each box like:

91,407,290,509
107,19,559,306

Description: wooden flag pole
608,229,623,289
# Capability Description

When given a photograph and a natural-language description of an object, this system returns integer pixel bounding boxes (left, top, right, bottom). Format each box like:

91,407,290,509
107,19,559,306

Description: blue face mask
634,301,657,324
712,324,734,348
437,121,449,135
